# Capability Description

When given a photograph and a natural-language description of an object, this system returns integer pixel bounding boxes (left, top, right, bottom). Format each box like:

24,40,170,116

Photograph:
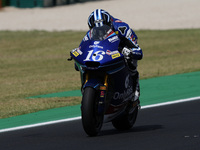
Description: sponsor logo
113,86,133,101
108,36,119,43
115,19,122,23
83,35,89,41
111,53,121,59
100,86,106,90
71,47,82,57
118,26,127,35
113,75,133,101
106,50,119,55
77,49,83,55
126,29,132,39
89,45,103,49
100,91,105,97
94,19,103,24
107,29,113,35
72,51,79,57
94,41,100,45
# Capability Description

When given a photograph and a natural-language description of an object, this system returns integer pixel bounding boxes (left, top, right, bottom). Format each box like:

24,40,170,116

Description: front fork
98,74,108,114
83,72,108,114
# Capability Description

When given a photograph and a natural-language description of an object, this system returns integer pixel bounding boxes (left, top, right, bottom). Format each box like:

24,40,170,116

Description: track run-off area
0,71,200,132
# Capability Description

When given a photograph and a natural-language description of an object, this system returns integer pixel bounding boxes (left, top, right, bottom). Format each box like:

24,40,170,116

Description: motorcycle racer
87,9,143,104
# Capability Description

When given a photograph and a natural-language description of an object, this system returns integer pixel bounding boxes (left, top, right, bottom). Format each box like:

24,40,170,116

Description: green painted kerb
0,71,200,130
0,105,81,130
140,71,200,106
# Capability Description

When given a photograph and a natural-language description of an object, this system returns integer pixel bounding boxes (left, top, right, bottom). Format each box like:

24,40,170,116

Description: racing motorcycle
68,25,139,136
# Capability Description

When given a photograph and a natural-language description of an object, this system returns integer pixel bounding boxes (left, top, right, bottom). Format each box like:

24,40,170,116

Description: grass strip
0,29,200,118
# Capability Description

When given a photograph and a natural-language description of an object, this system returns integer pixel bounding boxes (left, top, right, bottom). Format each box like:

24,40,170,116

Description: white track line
0,96,200,133
141,96,200,109
0,117,81,133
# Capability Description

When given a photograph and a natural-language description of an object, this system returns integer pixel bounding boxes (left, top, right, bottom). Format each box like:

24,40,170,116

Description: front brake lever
67,56,73,61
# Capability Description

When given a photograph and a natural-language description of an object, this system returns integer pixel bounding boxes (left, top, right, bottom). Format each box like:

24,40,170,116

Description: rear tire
81,87,103,136
112,103,138,130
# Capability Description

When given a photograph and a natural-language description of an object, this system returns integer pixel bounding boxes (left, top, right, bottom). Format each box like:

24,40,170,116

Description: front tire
81,87,103,136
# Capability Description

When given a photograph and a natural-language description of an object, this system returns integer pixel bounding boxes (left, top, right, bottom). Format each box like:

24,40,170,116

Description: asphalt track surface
0,99,199,150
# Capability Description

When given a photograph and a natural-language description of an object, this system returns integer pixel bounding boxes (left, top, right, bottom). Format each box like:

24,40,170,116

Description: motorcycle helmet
88,9,112,29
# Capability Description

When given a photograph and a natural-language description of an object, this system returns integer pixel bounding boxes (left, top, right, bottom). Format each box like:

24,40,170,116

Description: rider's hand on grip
122,47,131,59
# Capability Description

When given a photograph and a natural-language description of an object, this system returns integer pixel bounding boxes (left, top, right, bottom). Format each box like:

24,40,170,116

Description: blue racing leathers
111,16,143,102
111,16,143,74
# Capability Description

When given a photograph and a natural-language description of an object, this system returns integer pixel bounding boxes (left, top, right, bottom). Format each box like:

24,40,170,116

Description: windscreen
90,25,113,41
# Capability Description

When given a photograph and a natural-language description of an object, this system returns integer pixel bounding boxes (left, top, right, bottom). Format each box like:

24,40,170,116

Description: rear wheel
112,103,138,130
81,87,104,136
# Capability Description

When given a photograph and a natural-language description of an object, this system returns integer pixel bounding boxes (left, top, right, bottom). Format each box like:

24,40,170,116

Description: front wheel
81,87,104,136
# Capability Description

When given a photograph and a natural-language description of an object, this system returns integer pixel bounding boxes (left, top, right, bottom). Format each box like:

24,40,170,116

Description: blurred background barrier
0,0,98,8
0,0,9,8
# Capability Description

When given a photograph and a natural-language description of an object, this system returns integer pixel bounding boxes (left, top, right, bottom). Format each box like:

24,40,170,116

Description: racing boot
131,71,141,108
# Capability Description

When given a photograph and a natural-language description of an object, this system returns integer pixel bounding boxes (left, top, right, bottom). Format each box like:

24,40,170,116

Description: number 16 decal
84,50,105,61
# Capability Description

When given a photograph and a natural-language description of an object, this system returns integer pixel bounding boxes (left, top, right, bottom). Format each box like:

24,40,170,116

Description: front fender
83,78,103,90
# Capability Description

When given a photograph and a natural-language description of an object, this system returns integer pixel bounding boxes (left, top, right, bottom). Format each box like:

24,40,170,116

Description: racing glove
122,47,131,59
122,47,143,60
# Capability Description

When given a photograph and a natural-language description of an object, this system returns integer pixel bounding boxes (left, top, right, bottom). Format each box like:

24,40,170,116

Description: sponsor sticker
113,74,133,101
106,50,119,55
115,20,122,23
72,47,82,57
83,35,89,41
126,29,132,39
77,49,83,55
111,53,121,59
94,41,100,45
89,45,103,49
100,86,107,90
100,91,105,97
108,36,119,43
94,19,103,24
118,26,127,35
72,51,79,57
